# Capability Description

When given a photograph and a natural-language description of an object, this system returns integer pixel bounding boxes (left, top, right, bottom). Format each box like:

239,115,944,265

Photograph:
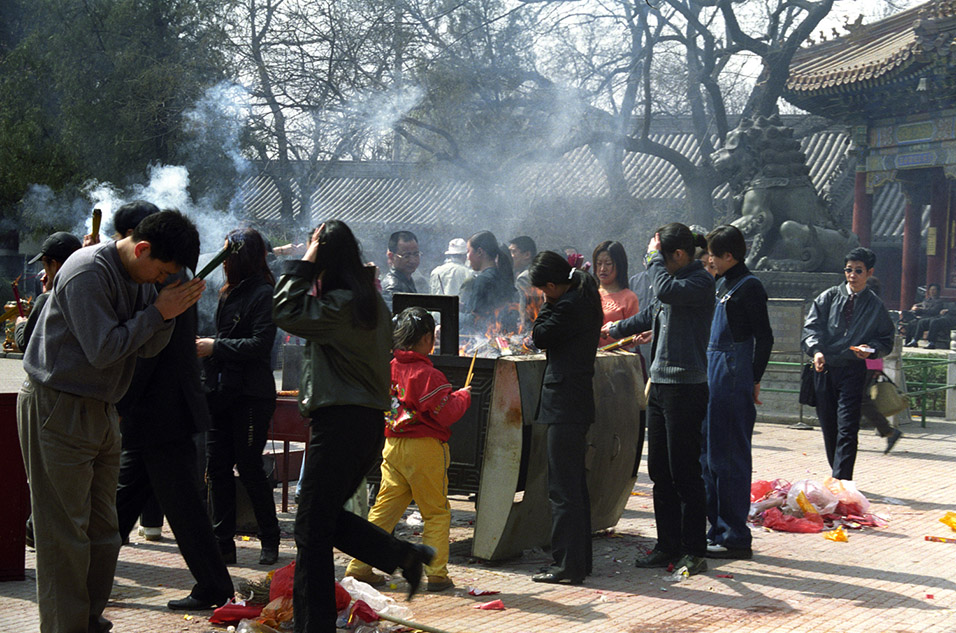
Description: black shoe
674,554,708,576
531,570,584,585
24,516,34,549
167,595,222,611
401,544,436,601
259,545,279,566
218,541,236,565
705,544,753,560
635,549,678,568
884,428,903,454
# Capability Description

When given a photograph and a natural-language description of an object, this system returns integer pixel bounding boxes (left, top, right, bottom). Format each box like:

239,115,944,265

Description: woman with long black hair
461,230,517,332
273,220,433,633
528,251,604,585
198,227,280,566
603,223,714,576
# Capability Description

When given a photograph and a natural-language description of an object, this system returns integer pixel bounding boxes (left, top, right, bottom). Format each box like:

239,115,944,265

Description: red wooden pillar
852,171,873,247
900,196,921,310
927,169,948,288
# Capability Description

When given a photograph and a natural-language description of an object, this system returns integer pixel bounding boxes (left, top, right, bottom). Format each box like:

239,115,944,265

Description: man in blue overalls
702,226,774,560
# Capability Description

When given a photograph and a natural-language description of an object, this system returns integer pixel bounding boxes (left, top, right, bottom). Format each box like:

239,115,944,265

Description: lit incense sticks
464,351,478,388
196,240,243,280
91,208,102,240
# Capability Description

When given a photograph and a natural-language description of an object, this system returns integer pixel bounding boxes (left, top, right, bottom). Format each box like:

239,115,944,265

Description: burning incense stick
91,208,102,240
464,351,478,388
196,239,243,280
11,277,24,317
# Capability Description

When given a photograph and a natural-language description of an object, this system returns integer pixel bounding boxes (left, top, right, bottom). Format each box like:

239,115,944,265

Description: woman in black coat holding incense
528,251,604,585
198,228,280,566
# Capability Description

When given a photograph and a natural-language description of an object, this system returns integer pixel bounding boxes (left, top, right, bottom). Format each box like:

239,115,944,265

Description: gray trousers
17,379,121,633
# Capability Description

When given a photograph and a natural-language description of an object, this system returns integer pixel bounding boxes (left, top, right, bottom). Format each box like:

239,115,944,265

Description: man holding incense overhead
18,208,204,633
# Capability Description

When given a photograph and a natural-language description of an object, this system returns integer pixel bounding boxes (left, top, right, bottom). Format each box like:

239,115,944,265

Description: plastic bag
786,480,839,516
257,596,294,629
339,576,413,621
236,620,281,633
269,561,295,601
750,480,774,502
210,600,264,625
824,477,870,516
761,507,824,533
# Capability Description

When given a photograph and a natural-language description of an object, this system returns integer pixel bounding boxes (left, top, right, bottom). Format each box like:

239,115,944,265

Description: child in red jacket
345,307,471,592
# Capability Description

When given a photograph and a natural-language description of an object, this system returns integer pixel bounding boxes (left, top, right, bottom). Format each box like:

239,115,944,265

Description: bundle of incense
464,351,478,388
599,333,638,352
925,535,956,544
11,277,24,317
196,240,243,280
91,208,102,239
1,305,19,323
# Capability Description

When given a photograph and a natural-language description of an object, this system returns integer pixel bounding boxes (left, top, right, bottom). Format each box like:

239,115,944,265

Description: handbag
799,363,817,407
868,372,908,417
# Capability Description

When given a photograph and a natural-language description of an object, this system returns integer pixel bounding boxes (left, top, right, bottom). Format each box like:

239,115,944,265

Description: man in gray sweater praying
17,205,205,633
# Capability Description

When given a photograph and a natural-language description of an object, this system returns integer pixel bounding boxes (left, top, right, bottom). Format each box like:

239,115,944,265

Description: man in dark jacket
115,270,234,611
381,230,420,311
801,247,895,480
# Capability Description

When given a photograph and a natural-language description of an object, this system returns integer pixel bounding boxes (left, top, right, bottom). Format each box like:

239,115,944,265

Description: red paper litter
468,588,501,596
348,600,380,624
926,594,935,599
474,599,506,610
208,599,264,625
716,574,734,579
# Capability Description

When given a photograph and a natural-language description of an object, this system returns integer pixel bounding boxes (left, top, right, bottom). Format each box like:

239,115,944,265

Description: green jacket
273,260,391,416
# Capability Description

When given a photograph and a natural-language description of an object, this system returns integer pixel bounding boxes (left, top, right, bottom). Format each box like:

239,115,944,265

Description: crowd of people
13,206,905,632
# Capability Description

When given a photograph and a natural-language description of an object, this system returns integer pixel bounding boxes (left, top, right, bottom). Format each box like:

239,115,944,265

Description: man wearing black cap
15,231,82,352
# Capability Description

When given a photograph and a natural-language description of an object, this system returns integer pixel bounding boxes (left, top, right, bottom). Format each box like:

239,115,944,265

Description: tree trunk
683,176,716,228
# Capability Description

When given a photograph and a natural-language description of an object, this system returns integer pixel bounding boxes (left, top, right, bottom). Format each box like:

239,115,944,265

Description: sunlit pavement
1,356,954,632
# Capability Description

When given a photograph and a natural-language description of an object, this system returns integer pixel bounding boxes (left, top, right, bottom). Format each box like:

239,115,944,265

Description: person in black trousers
198,228,280,566
802,247,895,480
604,223,714,576
527,252,604,585
116,270,234,610
273,220,434,633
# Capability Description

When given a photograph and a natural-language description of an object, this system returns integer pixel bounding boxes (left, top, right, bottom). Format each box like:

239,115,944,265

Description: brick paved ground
2,356,954,632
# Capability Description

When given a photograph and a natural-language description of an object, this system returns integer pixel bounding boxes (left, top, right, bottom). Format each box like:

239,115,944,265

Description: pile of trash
209,563,414,632
749,477,888,534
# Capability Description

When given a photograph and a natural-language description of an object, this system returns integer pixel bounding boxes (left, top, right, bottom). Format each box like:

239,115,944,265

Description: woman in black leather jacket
198,228,280,565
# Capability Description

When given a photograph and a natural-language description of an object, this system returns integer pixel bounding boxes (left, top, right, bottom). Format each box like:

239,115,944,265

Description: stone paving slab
2,363,955,631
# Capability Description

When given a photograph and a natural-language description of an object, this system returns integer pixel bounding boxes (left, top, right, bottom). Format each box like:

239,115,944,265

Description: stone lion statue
711,115,858,272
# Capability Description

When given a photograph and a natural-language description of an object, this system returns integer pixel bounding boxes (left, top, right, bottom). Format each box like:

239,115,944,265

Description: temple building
784,0,956,309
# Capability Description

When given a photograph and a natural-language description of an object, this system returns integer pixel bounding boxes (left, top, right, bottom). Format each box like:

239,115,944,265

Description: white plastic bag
786,479,839,515
824,477,870,515
338,576,413,621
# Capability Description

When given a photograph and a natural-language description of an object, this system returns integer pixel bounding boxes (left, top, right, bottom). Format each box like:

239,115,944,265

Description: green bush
902,353,948,414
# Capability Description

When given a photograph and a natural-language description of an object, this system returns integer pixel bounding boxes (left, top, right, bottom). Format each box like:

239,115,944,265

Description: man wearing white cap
429,238,473,296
